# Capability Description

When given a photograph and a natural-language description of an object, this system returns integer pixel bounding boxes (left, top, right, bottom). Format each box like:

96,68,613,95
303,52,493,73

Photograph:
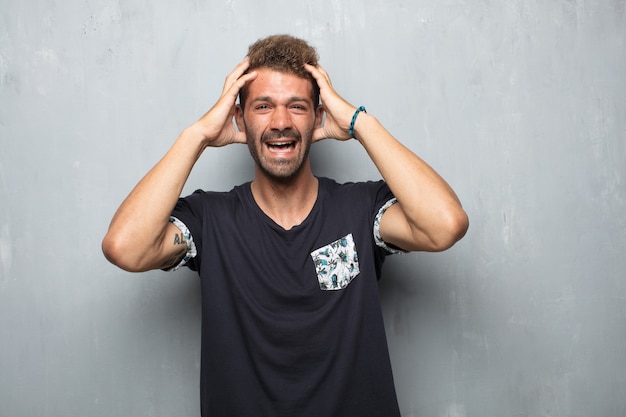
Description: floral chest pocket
310,234,360,291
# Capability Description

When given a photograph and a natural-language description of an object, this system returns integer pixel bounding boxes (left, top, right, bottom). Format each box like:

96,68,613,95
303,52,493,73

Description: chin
258,160,306,181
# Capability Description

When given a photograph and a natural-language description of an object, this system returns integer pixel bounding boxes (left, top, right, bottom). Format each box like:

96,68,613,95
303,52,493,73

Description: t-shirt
171,177,402,417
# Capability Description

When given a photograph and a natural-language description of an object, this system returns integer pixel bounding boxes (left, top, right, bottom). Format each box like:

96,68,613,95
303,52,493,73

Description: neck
250,166,318,230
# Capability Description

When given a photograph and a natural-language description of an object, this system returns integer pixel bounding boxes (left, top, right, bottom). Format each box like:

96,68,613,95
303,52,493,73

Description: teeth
268,142,293,148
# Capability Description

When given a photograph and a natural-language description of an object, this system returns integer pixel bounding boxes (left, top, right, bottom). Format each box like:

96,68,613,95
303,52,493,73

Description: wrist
351,112,376,144
179,125,213,153
349,106,367,137
185,123,217,146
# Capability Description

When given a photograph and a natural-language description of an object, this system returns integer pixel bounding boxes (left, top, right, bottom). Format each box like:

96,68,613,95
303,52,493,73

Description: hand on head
191,58,258,148
304,64,360,143
191,57,362,149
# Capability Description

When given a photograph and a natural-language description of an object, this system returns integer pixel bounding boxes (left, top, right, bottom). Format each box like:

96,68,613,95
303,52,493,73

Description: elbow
101,232,147,273
450,208,470,245
429,208,469,252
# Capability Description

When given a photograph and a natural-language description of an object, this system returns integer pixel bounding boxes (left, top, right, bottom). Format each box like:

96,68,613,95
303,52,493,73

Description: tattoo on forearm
160,248,187,269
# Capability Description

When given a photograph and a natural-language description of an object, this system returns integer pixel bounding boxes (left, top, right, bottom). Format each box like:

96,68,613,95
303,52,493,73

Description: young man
103,35,468,417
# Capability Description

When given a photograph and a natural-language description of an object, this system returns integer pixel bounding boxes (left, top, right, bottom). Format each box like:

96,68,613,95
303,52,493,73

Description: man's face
237,68,321,180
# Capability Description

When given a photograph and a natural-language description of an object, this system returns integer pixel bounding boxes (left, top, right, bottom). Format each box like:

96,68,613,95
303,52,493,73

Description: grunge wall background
1,1,625,415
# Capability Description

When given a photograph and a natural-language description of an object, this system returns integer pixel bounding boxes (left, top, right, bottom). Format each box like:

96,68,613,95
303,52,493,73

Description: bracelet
349,106,367,136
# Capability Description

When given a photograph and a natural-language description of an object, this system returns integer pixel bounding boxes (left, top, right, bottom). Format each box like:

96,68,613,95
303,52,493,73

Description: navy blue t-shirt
172,177,401,417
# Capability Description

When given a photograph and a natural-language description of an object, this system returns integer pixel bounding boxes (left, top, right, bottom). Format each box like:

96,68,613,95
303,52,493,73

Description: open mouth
266,141,296,151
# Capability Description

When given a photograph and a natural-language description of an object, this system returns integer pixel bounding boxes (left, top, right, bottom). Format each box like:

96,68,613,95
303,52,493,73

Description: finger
304,64,329,86
313,64,329,79
315,65,333,87
221,71,258,103
222,57,251,95
224,58,250,84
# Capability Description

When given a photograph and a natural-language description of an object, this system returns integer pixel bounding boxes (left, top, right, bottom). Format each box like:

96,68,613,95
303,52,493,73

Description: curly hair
239,34,320,109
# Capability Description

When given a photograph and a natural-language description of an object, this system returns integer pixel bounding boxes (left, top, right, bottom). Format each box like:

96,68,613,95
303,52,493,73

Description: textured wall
1,1,625,416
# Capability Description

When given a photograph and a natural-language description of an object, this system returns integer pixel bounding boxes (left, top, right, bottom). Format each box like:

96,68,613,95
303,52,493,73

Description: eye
290,103,308,113
254,104,272,112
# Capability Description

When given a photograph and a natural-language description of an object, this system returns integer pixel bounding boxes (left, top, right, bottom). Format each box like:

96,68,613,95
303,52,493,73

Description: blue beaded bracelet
349,106,367,136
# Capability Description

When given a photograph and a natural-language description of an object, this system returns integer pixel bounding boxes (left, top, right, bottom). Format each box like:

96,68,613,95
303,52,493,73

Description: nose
270,106,292,131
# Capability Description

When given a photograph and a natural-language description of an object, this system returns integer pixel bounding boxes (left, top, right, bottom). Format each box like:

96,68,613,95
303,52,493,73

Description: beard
245,126,313,181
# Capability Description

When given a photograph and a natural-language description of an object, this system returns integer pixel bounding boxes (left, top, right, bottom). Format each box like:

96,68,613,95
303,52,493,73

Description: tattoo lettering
173,233,186,246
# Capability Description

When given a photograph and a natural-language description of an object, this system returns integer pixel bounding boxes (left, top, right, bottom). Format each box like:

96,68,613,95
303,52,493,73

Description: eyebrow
251,96,312,104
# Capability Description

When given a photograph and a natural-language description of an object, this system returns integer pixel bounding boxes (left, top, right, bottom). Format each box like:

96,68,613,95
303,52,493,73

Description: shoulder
318,176,387,193
318,177,392,203
173,183,252,221
180,183,250,204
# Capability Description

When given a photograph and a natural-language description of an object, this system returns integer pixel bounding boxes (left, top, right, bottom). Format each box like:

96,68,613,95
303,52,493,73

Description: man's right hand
188,58,258,148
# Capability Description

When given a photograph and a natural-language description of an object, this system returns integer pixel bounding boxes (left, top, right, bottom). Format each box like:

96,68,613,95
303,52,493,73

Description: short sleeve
163,216,198,271
373,198,407,254
170,189,207,272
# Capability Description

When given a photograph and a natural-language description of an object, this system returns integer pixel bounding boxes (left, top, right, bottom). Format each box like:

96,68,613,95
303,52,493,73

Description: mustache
261,130,301,143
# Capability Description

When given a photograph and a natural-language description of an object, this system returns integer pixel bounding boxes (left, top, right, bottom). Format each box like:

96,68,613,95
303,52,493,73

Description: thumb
231,130,248,145
311,126,329,143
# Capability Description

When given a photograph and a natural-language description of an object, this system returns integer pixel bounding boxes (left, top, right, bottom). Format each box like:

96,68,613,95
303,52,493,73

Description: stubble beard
245,126,313,182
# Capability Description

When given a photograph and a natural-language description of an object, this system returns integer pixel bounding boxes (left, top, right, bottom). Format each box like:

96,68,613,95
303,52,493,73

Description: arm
353,114,468,252
102,59,258,272
306,65,468,252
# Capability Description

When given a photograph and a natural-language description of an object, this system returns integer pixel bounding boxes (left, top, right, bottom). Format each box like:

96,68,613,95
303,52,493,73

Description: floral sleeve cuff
373,198,406,254
164,216,197,271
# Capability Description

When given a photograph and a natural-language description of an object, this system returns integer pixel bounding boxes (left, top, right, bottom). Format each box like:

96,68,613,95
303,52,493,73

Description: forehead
246,68,314,103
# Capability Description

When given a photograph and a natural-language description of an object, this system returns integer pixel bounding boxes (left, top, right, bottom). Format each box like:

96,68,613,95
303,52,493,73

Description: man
103,34,468,417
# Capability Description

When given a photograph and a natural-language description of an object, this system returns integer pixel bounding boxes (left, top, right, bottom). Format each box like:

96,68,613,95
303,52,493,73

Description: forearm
102,59,256,271
102,127,206,270
354,113,468,250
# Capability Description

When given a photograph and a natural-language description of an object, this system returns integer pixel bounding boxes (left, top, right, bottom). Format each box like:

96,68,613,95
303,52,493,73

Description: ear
235,104,245,132
314,104,325,128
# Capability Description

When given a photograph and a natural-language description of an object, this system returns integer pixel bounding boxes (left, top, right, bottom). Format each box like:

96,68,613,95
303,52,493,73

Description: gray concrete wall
1,1,625,416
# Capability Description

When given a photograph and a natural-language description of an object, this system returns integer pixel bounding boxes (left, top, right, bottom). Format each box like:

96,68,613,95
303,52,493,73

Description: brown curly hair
239,34,320,109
